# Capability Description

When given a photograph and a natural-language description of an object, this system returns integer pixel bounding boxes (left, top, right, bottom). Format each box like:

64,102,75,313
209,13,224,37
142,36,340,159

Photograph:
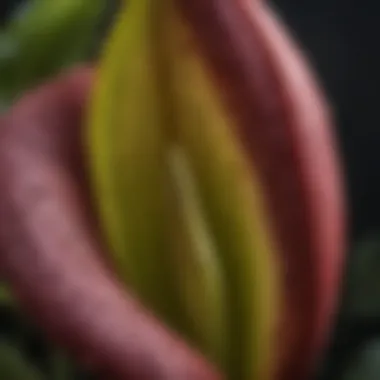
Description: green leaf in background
0,342,43,379
341,232,380,319
0,284,13,305
49,350,78,380
0,0,107,108
340,339,380,380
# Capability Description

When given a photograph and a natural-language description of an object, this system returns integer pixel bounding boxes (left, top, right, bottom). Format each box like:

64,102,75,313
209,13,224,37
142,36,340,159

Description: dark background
270,0,379,241
267,2,380,378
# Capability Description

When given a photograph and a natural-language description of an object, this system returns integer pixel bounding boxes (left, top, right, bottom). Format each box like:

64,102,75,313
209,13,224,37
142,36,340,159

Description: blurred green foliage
341,233,380,319
340,340,380,380
0,0,108,110
317,232,380,380
0,342,43,379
